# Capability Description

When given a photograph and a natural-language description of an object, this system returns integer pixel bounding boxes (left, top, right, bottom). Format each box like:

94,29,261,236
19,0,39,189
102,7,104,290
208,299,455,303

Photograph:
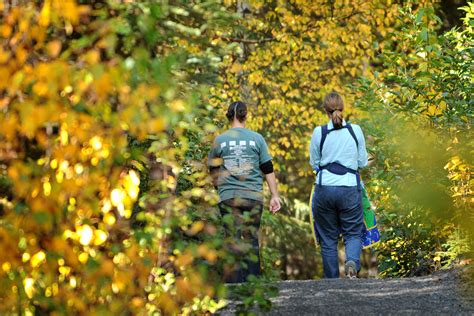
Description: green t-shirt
208,127,272,202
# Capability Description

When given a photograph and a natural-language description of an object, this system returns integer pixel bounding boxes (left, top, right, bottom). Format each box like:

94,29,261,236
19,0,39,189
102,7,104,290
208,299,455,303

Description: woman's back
310,120,368,186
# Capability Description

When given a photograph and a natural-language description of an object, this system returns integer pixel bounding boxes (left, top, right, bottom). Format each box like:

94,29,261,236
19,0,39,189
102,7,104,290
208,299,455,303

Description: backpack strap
320,162,361,190
319,123,358,154
319,124,329,154
318,123,360,188
345,123,359,148
318,124,328,187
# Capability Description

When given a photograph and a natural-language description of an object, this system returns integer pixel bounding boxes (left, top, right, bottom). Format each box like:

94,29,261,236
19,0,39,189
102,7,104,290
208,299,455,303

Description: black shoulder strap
345,123,359,148
319,124,358,154
319,125,328,154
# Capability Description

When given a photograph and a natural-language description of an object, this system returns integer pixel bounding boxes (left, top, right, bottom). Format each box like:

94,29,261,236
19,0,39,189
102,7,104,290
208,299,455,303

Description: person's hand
269,195,281,214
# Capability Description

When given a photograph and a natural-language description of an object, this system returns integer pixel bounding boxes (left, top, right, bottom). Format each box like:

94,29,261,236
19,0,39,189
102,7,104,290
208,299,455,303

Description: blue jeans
312,185,364,278
219,198,263,283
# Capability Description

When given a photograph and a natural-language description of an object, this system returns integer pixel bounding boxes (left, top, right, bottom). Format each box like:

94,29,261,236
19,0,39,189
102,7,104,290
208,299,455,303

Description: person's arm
309,127,321,171
260,160,280,213
265,172,281,214
355,126,368,169
258,135,281,214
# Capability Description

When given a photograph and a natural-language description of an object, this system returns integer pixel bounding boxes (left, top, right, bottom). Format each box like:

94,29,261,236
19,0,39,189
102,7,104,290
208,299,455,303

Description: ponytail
331,110,343,129
323,92,344,129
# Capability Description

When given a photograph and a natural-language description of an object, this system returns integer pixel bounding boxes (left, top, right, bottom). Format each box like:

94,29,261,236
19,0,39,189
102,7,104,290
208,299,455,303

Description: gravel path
221,270,474,315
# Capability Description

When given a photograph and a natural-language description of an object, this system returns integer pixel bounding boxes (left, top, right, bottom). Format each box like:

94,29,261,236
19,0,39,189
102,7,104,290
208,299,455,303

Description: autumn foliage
0,0,472,314
0,0,232,314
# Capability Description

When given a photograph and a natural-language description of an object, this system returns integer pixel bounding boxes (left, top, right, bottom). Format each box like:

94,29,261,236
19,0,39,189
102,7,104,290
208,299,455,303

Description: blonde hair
323,92,344,129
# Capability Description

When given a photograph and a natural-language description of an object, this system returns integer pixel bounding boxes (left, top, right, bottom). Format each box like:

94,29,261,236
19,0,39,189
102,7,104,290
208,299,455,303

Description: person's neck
232,121,246,129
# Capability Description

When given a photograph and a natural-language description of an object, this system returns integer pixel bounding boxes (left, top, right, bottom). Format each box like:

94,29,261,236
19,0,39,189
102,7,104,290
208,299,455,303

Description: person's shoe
345,260,357,279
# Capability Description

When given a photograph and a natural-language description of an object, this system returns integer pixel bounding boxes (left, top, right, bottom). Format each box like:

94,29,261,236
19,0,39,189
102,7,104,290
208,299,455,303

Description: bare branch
218,36,275,44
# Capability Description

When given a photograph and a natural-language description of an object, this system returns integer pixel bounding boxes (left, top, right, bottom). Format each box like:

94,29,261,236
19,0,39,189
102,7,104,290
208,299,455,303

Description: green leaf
416,9,425,24
420,28,428,42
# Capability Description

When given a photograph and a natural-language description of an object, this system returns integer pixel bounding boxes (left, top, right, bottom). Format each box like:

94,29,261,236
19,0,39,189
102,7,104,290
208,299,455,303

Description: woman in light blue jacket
309,92,368,278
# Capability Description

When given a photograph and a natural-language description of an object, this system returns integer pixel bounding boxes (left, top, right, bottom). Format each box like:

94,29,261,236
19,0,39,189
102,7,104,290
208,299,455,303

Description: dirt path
222,270,474,315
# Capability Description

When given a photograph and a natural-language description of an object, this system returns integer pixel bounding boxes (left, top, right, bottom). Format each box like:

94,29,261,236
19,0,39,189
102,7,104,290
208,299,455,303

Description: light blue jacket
309,120,368,186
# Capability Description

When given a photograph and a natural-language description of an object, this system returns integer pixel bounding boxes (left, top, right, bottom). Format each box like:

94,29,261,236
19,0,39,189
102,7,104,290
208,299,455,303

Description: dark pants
218,198,263,283
312,185,364,278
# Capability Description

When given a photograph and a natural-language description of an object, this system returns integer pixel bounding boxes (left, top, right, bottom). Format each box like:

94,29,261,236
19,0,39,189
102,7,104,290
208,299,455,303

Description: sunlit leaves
23,278,35,299
444,155,472,201
0,1,234,314
214,0,433,200
355,4,473,276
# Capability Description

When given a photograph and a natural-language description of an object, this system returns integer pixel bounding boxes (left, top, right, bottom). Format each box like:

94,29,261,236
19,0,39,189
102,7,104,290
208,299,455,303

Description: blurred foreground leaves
355,4,472,277
0,0,472,314
0,0,236,314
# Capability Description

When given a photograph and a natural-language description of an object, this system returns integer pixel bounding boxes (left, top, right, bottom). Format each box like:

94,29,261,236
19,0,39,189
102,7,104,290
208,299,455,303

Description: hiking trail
222,269,474,315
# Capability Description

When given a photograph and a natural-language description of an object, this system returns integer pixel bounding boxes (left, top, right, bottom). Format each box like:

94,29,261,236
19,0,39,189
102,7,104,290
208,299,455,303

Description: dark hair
323,92,344,129
226,101,247,123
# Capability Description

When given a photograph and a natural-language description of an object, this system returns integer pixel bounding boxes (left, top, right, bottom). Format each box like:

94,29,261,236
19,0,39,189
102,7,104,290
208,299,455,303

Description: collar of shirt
327,119,347,129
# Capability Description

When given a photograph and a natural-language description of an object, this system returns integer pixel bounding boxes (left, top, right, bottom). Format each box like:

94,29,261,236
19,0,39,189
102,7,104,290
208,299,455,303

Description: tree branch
217,36,275,44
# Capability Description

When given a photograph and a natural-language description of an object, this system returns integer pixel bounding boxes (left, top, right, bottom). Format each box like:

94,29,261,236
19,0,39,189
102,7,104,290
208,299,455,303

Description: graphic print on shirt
222,140,255,178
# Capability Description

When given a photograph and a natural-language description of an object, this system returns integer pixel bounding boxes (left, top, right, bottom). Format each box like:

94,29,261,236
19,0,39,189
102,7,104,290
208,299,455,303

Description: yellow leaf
0,47,10,64
175,252,193,267
170,99,185,112
427,105,441,116
30,251,46,268
47,40,62,58
2,262,11,273
33,81,49,97
198,245,217,263
0,25,12,38
188,221,205,235
43,181,51,197
78,252,89,264
89,136,103,150
131,297,144,308
439,100,447,110
95,73,112,99
59,0,80,25
77,225,93,246
230,63,242,73
16,47,28,64
94,229,108,246
39,0,51,27
350,67,357,77
124,170,140,199
104,213,116,226
111,188,124,207
23,278,35,299
148,118,166,133
85,50,100,65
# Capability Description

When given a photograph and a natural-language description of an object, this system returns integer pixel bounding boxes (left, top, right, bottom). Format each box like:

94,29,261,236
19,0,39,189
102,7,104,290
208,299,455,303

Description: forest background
0,0,472,314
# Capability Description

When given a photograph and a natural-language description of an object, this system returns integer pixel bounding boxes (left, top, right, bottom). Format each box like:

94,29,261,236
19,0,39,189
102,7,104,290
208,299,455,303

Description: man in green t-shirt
208,101,280,283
